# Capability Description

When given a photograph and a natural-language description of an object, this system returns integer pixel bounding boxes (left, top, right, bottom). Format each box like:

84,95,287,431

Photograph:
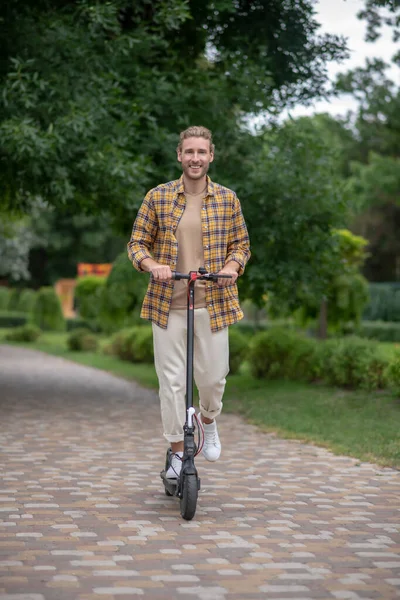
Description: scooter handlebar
173,271,232,282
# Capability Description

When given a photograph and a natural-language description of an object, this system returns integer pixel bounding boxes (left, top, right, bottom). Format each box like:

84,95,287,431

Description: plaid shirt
127,175,250,332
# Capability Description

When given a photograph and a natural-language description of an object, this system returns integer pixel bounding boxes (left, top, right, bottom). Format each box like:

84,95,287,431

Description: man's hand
217,261,239,287
141,258,172,282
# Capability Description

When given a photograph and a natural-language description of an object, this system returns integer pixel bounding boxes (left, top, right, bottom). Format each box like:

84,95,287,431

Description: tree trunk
317,298,328,339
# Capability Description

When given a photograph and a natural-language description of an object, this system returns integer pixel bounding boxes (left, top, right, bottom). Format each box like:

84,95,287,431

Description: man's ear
209,152,214,163
177,150,182,163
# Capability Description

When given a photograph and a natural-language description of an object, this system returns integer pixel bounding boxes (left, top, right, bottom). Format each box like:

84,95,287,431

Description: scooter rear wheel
180,474,198,521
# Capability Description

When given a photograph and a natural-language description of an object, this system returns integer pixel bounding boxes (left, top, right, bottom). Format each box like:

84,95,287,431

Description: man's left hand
217,262,239,287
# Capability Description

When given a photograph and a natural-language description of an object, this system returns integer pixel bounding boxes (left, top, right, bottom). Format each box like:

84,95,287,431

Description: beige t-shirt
170,190,207,309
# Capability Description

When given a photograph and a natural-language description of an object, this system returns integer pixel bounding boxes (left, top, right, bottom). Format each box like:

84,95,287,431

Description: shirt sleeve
127,190,158,272
225,194,251,276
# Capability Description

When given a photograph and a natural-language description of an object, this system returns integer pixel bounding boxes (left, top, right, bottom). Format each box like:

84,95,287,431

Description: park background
0,0,399,468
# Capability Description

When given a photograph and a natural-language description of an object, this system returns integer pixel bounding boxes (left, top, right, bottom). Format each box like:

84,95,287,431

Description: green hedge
357,320,400,342
248,328,391,391
363,283,400,322
0,311,28,327
31,287,66,332
67,328,98,352
104,326,154,363
0,287,10,310
5,324,41,342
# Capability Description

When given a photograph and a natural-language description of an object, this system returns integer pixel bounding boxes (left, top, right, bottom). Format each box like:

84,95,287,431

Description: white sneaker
165,451,183,479
201,419,221,462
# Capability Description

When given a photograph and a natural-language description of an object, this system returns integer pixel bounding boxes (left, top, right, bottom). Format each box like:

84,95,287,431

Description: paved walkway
0,345,399,600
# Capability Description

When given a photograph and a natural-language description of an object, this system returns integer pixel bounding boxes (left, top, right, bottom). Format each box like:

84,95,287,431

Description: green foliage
31,286,66,331
74,276,106,326
67,328,98,352
103,325,153,363
16,289,36,313
363,283,400,322
358,321,400,342
318,336,388,391
0,311,27,328
7,288,20,311
5,323,41,342
249,328,318,382
66,317,95,332
0,0,348,216
385,353,400,396
289,229,370,332
0,287,10,310
99,253,147,333
228,329,248,375
239,118,349,308
249,328,390,391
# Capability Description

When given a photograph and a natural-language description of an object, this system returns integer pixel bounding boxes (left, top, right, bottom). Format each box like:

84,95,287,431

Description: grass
1,329,399,469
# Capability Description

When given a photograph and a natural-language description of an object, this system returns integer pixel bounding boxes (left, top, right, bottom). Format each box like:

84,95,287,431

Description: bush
5,324,41,342
31,287,66,331
248,327,303,380
317,336,388,391
98,253,148,333
363,283,400,322
67,328,98,352
385,353,400,395
66,318,95,332
74,276,106,326
357,321,400,343
0,311,27,328
0,287,10,310
17,289,37,314
229,328,248,374
7,288,20,311
103,325,153,363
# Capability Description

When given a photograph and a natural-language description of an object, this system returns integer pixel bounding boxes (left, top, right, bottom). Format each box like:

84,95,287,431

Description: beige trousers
152,308,229,443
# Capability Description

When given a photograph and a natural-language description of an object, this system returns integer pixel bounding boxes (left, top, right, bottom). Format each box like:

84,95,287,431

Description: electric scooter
160,268,231,520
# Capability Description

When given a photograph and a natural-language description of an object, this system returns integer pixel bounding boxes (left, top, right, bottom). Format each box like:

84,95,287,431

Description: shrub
7,288,20,311
284,335,319,382
103,325,153,363
5,324,41,342
363,283,400,322
17,289,37,314
229,328,248,374
74,276,106,326
98,253,148,333
358,321,400,343
31,287,66,331
385,353,400,395
0,287,10,310
0,311,27,328
248,327,301,380
318,336,388,391
66,318,94,332
67,328,98,352
131,326,154,363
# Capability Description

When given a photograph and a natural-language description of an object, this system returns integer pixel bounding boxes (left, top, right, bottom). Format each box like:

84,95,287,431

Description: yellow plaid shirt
127,175,250,332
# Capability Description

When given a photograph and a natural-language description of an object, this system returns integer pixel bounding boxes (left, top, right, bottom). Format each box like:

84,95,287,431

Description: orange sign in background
77,263,112,277
54,278,77,318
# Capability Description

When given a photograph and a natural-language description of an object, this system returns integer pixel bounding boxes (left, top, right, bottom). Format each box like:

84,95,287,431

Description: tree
335,58,400,280
237,116,349,308
0,0,348,217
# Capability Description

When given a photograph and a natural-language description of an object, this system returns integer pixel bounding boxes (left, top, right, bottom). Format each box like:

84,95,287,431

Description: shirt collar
175,175,215,197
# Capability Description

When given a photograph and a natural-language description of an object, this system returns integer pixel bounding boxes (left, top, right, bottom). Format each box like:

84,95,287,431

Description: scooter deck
160,470,179,496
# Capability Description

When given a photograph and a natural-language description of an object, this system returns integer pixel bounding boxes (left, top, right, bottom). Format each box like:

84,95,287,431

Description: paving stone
0,345,399,600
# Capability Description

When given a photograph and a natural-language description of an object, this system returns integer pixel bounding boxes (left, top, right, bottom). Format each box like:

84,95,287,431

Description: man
127,125,250,479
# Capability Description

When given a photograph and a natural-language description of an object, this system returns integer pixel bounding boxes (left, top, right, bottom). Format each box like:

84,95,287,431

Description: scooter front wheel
180,474,198,521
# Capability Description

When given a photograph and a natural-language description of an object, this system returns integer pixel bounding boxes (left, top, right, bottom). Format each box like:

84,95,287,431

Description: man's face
177,136,214,181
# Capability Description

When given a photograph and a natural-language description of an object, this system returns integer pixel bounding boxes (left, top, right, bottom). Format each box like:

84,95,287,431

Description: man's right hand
150,264,173,282
141,258,172,282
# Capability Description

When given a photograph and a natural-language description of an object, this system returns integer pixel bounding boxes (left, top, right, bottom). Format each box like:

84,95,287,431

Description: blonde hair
177,126,215,153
